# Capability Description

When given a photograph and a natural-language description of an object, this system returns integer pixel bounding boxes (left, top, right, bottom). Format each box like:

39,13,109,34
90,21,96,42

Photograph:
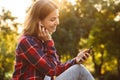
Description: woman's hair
23,0,58,37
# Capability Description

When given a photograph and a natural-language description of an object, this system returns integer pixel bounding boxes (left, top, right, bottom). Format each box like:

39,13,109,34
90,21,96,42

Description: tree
85,0,120,80
0,8,19,80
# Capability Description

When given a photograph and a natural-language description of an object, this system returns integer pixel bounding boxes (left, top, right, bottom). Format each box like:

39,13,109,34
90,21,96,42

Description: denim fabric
44,76,51,80
55,64,95,80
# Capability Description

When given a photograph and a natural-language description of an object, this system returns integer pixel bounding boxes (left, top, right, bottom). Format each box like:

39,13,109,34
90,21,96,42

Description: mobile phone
88,46,93,53
78,46,93,62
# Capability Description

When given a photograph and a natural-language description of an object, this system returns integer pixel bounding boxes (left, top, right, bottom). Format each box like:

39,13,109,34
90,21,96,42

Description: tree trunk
0,72,5,80
92,50,104,80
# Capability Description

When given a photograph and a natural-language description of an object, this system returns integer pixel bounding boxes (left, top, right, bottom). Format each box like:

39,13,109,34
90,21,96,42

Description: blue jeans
55,64,94,80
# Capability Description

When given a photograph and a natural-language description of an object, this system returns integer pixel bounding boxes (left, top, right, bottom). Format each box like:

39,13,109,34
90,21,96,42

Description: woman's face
41,9,59,34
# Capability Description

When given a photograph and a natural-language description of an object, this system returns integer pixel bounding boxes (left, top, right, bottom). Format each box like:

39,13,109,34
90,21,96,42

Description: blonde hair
23,0,58,37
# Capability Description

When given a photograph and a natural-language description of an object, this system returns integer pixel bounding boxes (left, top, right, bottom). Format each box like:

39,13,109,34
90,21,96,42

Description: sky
0,0,32,33
0,0,32,23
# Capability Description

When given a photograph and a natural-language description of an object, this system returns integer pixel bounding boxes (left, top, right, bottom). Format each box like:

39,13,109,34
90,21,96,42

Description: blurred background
0,0,120,80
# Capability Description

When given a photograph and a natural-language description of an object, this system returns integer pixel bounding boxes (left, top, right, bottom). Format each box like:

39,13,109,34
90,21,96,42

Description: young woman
12,0,94,80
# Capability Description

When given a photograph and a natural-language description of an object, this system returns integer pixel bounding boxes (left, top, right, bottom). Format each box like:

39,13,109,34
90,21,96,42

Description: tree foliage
0,8,19,80
81,0,120,80
53,1,80,58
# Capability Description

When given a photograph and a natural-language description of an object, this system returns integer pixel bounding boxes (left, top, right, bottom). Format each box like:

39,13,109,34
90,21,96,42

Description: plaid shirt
12,35,76,80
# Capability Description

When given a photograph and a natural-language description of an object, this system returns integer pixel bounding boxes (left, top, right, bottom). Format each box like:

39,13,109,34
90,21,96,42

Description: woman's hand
38,21,52,41
75,49,92,64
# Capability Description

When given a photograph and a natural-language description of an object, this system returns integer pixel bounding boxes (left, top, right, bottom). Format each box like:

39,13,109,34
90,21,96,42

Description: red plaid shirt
12,35,76,80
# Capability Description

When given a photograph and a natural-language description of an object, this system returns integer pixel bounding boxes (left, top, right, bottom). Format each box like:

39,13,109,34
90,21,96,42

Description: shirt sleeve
18,36,76,76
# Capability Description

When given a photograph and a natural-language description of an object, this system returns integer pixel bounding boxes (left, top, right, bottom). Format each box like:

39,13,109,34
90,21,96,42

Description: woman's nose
55,18,59,25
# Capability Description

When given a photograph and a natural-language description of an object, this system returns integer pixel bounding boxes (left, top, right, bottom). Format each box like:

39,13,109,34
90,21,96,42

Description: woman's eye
50,19,55,21
50,18,56,21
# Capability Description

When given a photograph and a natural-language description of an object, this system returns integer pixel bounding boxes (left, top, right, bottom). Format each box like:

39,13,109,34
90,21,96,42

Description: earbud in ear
40,24,44,27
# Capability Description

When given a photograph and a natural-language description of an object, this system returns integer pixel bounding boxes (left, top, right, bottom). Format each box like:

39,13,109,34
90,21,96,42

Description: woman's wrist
75,57,81,64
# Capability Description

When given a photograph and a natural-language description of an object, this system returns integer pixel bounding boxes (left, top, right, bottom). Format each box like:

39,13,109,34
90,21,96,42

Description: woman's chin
50,29,56,34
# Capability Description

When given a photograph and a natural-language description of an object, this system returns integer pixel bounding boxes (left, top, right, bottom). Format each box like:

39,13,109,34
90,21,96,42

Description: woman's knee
72,64,85,70
72,64,90,74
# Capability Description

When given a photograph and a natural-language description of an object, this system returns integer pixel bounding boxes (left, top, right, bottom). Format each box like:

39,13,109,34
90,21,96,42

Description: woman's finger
85,53,90,57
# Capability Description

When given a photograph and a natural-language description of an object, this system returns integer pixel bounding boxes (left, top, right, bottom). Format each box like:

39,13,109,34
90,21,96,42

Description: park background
0,0,120,80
